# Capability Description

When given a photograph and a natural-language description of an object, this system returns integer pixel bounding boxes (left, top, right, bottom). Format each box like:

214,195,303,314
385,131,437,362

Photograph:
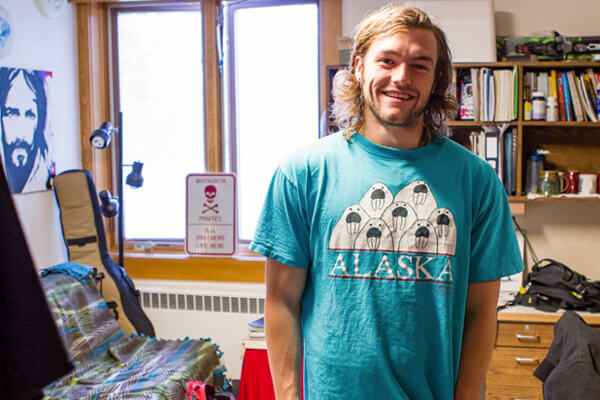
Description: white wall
3,0,81,269
494,0,600,37
343,0,600,37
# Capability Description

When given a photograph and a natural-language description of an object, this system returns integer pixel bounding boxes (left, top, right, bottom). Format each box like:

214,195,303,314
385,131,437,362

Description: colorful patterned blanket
41,270,222,399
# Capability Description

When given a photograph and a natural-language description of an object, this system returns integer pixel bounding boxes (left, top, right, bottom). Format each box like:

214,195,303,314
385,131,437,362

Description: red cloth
238,349,275,400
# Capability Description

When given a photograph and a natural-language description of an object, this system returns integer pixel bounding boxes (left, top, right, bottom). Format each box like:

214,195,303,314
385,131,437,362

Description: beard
3,138,36,193
365,90,427,129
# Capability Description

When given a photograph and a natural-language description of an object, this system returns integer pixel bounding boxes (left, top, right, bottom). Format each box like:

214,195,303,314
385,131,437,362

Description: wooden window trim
73,0,340,282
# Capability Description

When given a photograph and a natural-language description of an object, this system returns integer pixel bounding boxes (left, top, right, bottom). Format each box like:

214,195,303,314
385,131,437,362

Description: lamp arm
118,111,124,268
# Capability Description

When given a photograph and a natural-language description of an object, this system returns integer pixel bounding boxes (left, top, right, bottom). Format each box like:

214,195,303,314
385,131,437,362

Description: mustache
4,137,34,148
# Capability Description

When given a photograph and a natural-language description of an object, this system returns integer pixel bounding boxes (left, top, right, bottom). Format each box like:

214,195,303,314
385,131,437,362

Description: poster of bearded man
0,67,55,194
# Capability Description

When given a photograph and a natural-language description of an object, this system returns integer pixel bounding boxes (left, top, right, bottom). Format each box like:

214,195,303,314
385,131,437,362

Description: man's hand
454,279,500,400
265,258,308,400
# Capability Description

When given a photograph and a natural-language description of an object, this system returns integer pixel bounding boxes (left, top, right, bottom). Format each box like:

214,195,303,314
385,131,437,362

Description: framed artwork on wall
0,67,55,194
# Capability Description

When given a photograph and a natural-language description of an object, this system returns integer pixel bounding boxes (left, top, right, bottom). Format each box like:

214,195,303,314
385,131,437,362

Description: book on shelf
502,128,517,196
579,72,598,122
503,131,512,194
493,69,515,122
586,68,599,93
493,70,502,122
538,71,549,97
557,73,566,121
463,67,516,122
469,125,515,196
458,70,475,120
484,126,499,172
561,71,573,121
471,68,480,121
567,70,586,122
469,131,481,159
480,68,489,121
549,70,558,99
513,66,519,120
489,71,496,121
511,130,517,195
585,68,600,119
526,71,537,93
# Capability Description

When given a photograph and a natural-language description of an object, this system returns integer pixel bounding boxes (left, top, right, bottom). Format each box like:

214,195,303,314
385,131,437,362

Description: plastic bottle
546,96,558,122
531,92,546,120
526,150,548,194
524,101,532,121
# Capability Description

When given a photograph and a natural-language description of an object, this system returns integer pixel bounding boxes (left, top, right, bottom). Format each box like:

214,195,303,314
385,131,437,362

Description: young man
250,5,522,400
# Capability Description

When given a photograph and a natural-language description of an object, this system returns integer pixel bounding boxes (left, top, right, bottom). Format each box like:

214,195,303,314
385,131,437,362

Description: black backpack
514,258,600,312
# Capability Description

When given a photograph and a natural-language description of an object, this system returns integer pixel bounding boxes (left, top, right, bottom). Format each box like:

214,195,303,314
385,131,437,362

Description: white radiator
134,279,266,380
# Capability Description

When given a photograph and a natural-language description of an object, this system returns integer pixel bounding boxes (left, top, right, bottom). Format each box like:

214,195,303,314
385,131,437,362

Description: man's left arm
454,279,500,400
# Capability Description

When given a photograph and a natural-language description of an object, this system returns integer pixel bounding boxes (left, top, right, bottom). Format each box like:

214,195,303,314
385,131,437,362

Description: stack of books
248,316,265,338
243,316,266,350
457,67,518,122
524,69,600,122
469,124,517,196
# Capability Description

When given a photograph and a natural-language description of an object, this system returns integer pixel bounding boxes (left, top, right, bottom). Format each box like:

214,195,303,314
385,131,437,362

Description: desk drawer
496,322,554,348
486,347,547,400
486,392,542,400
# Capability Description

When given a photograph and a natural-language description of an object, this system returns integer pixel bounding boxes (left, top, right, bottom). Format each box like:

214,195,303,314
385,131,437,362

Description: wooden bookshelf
524,196,600,203
451,61,600,208
521,121,600,127
447,121,518,127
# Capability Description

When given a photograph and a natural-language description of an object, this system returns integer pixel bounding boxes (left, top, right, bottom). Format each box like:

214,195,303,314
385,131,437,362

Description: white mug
578,174,598,195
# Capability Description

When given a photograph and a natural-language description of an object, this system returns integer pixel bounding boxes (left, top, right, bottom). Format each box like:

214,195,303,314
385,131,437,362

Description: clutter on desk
513,258,600,313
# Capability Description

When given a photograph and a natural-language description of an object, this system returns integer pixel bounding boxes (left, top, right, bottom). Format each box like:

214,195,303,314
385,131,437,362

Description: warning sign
186,173,236,256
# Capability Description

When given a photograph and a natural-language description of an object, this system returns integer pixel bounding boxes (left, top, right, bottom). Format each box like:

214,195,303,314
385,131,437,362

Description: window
223,1,320,242
110,0,320,245
77,0,339,272
112,5,206,240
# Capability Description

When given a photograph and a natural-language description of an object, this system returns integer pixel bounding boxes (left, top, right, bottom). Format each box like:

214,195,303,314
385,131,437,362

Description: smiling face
355,29,437,131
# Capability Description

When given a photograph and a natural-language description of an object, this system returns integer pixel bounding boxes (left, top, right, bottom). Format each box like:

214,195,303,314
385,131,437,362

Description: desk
238,340,275,400
486,306,600,399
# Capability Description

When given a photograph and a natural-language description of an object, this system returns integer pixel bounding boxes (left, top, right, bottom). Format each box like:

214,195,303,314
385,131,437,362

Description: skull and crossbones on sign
202,185,219,214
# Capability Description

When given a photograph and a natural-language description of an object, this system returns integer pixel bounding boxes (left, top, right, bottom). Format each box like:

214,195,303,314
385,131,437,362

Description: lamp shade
89,122,113,149
98,190,119,218
126,161,144,188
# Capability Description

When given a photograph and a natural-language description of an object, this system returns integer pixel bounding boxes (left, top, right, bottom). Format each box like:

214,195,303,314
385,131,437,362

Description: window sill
121,250,266,283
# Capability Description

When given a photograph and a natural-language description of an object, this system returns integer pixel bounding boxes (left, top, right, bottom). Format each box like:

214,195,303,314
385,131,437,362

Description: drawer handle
515,357,540,365
516,333,541,342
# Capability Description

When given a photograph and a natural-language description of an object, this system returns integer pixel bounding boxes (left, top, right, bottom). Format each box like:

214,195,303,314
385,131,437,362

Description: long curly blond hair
331,5,457,145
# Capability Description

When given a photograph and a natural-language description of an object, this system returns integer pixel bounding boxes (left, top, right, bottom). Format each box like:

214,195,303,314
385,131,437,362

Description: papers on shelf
527,193,600,200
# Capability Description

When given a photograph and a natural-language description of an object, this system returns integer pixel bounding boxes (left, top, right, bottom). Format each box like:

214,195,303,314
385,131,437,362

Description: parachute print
328,181,457,256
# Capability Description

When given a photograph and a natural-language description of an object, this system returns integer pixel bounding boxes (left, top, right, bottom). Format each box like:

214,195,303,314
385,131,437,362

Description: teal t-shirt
250,131,523,400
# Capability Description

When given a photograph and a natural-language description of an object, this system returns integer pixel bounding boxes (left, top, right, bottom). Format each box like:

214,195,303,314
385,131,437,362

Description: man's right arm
265,258,308,400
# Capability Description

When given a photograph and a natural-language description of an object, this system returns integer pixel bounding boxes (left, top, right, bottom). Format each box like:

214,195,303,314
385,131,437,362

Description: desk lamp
89,112,144,267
